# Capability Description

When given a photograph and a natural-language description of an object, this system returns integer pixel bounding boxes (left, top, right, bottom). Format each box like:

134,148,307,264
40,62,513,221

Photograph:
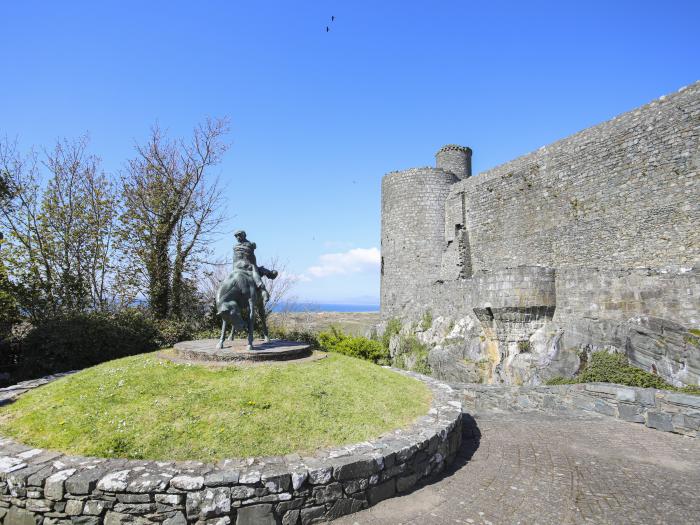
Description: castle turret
435,144,472,179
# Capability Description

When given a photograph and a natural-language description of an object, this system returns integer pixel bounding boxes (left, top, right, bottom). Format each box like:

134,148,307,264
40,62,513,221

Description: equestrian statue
216,230,278,350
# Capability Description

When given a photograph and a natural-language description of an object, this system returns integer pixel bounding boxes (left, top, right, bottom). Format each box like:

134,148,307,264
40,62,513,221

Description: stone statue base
164,338,314,365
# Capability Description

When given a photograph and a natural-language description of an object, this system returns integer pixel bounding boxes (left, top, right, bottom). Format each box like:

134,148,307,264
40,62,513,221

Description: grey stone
117,493,151,503
163,512,188,525
281,509,300,525
300,505,325,525
113,502,156,513
325,498,365,520
617,403,645,423
65,499,84,515
65,468,107,495
200,487,231,518
83,499,110,515
170,475,204,491
230,486,256,500
97,470,131,492
70,517,101,525
396,473,419,493
45,469,77,500
306,466,332,485
236,503,275,525
333,457,380,481
204,470,239,487
311,482,342,504
646,411,674,432
368,479,395,505
6,507,40,525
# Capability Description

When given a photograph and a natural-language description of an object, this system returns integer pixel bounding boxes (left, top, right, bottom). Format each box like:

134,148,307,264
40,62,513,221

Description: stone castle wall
447,83,699,273
380,82,700,387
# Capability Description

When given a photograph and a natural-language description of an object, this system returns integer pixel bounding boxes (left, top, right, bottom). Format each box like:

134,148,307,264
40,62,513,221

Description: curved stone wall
0,369,462,524
381,168,458,318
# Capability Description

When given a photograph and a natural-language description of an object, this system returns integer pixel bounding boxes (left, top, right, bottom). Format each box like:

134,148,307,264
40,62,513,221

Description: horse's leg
247,295,255,350
217,319,227,349
258,299,270,342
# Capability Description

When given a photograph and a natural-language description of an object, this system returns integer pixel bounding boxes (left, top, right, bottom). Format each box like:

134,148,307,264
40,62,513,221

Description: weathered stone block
281,508,300,525
46,469,77,500
64,499,84,515
162,511,188,525
200,487,231,518
236,503,275,525
333,457,380,481
368,479,396,505
311,482,342,504
299,505,324,525
170,475,204,491
617,403,645,423
646,411,674,432
6,507,41,525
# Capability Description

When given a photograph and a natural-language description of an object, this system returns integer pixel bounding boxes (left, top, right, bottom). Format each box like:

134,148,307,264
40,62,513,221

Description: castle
380,82,700,387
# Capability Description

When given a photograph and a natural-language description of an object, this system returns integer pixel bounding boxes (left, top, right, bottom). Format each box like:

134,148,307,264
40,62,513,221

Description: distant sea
273,303,379,313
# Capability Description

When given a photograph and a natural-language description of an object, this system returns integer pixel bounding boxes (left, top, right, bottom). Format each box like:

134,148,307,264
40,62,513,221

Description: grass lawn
0,352,431,462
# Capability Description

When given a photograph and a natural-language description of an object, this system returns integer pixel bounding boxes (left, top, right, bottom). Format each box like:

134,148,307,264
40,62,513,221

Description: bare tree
120,118,229,319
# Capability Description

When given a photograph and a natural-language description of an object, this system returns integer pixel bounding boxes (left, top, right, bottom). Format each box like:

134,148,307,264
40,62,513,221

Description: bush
13,309,160,381
153,318,196,348
382,318,402,350
546,351,700,394
393,335,431,375
317,326,390,365
577,352,670,389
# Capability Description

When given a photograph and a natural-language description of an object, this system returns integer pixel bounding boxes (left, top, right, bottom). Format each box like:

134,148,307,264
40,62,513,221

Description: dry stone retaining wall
0,370,462,525
456,382,700,438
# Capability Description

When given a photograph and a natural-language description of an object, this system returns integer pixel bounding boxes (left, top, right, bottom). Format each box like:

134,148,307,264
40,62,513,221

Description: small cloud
306,247,380,278
275,271,311,283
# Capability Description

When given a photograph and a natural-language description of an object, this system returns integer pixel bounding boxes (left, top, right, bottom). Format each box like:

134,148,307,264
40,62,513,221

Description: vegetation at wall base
546,351,700,394
317,326,389,365
0,352,432,461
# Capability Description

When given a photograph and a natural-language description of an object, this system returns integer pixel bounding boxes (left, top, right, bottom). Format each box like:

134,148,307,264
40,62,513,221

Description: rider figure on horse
233,230,269,303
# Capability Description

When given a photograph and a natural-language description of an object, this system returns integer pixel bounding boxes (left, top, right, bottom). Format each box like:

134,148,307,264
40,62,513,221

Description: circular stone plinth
171,338,312,363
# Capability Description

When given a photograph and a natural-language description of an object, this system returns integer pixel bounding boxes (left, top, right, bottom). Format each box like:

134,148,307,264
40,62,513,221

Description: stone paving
332,410,700,525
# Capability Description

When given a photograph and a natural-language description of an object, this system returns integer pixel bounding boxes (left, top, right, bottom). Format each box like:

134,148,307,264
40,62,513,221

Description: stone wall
0,371,462,525
447,83,699,273
380,82,700,387
456,382,700,438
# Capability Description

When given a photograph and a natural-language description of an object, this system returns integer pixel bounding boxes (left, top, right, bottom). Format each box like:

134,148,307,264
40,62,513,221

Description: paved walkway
333,411,700,525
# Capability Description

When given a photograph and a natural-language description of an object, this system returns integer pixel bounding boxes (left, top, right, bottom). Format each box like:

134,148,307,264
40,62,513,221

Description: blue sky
2,1,698,304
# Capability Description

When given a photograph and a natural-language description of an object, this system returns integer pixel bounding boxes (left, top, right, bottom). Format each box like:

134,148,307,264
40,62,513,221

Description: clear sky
2,1,698,304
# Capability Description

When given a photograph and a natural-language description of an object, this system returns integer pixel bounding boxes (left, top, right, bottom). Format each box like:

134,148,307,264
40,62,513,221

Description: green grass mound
0,353,432,462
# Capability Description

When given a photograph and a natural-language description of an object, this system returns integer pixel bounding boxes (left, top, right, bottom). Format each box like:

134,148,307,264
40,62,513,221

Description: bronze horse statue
216,266,277,350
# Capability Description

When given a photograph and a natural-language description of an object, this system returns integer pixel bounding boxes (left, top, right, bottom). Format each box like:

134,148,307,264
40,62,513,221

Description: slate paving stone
332,410,700,524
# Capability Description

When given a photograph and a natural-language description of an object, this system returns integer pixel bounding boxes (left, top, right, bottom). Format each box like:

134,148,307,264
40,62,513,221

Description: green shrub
393,335,431,375
153,318,196,348
14,309,160,381
546,351,700,394
420,310,433,331
382,318,402,350
578,352,670,389
545,376,578,385
317,326,389,365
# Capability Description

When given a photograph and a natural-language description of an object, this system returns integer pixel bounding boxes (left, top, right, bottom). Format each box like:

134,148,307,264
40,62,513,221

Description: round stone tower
435,144,472,179
381,146,472,317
